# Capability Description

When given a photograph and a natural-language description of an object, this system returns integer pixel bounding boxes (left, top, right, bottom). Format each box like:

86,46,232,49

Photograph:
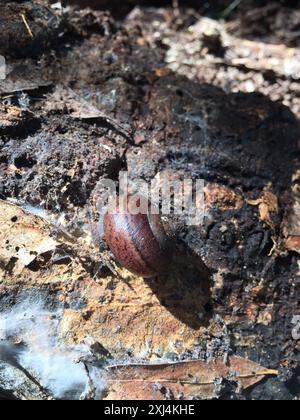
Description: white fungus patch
0,295,106,400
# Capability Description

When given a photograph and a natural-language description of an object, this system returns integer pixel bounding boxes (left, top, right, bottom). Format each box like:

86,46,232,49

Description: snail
103,195,173,278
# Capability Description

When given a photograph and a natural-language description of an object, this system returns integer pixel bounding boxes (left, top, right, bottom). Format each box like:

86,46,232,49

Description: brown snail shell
104,195,171,278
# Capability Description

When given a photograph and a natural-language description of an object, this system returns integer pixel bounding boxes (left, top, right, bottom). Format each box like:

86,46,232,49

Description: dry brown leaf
248,190,279,230
204,183,244,211
155,68,172,78
105,357,278,400
0,200,57,274
0,105,35,131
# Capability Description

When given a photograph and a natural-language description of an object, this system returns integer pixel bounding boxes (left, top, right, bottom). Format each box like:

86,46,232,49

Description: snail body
104,196,171,277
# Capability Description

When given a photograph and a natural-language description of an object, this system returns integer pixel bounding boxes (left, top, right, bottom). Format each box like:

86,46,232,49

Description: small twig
0,95,13,100
20,13,34,39
80,363,97,400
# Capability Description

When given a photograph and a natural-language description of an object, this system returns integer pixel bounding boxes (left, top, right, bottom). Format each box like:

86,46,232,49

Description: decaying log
0,1,299,400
